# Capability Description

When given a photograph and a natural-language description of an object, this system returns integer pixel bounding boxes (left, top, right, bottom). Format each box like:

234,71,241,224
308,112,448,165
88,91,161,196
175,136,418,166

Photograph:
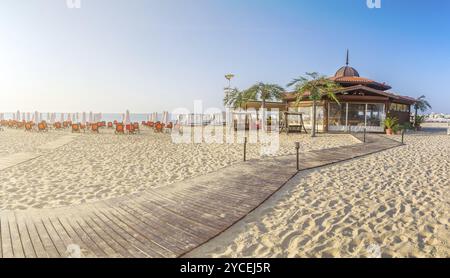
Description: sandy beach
188,132,449,258
0,127,357,210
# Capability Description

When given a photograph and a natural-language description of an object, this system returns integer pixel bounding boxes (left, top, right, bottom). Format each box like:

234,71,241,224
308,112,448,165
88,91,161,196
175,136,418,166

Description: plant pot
386,129,393,135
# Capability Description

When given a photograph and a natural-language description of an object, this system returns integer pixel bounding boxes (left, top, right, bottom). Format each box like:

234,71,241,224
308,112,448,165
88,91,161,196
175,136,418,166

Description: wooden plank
63,210,120,258
119,197,202,248
93,203,174,257
22,215,49,258
0,212,14,258
81,210,143,258
87,204,160,258
131,195,215,238
6,211,25,258
57,214,104,258
47,212,96,258
30,217,61,258
101,201,182,256
14,212,37,258
40,217,68,257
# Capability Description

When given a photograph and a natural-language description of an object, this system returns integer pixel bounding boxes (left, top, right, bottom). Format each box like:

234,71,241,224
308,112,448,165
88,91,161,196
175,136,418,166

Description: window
366,104,385,127
390,103,409,112
347,104,366,126
328,103,346,126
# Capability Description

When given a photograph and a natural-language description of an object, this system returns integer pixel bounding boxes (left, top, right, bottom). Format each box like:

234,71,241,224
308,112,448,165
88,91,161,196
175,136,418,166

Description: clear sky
0,0,449,113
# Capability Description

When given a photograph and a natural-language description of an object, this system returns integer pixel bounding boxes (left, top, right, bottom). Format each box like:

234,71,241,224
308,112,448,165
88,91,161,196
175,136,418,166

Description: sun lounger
54,122,62,130
72,124,81,133
38,122,48,132
91,123,99,133
133,122,140,133
165,122,173,133
115,123,125,134
25,122,33,132
154,122,163,133
126,124,136,134
108,122,113,128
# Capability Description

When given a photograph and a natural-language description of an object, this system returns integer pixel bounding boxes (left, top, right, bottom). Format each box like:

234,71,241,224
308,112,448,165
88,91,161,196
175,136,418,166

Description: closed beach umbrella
34,111,39,123
82,112,86,124
153,112,158,122
124,110,130,124
98,113,102,122
26,112,30,122
89,111,93,123
16,110,20,121
162,111,169,124
22,112,26,121
40,113,43,122
60,113,64,122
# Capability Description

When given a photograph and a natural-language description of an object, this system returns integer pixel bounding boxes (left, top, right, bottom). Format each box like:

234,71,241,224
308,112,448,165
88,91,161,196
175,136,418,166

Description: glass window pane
348,104,366,126
366,104,385,127
328,103,346,126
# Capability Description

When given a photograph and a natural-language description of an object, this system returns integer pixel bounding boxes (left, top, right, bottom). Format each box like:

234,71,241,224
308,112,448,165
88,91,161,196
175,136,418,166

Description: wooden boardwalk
0,134,401,258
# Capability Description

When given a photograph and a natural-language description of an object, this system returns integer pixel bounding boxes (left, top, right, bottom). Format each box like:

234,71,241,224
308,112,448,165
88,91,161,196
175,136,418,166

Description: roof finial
346,49,349,66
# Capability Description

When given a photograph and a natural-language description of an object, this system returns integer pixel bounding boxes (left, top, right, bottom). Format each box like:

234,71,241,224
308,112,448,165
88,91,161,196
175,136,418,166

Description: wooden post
295,142,300,171
363,128,366,143
244,137,247,162
401,129,405,145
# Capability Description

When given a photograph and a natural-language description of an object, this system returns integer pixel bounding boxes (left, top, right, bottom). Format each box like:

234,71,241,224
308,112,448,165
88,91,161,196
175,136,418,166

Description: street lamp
225,74,235,89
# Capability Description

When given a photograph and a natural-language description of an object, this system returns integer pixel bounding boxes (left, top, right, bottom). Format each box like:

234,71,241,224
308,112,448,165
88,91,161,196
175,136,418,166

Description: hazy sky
0,0,449,113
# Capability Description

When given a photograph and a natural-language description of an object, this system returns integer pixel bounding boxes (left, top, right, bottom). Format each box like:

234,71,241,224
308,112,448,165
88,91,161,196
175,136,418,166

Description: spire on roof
346,49,349,66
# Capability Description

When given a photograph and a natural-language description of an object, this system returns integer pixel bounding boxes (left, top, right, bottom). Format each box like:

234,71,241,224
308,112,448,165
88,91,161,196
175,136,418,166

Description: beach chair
38,122,48,132
72,124,81,133
80,123,86,132
54,122,62,130
63,121,69,128
165,122,173,133
115,123,125,134
25,122,33,132
148,121,154,128
107,122,113,128
91,123,99,133
133,122,140,133
154,122,163,133
126,124,136,134
17,122,24,129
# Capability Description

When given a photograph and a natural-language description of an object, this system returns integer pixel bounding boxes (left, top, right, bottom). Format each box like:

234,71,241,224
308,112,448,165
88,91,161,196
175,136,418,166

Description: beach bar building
243,54,417,133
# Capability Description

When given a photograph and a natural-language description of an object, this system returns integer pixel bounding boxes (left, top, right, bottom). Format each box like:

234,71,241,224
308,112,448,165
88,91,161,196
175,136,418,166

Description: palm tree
287,72,343,137
243,82,285,129
223,87,252,109
413,95,432,127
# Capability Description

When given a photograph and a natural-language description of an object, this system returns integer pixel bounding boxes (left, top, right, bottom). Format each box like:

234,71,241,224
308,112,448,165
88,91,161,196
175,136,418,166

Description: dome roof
335,49,360,78
335,66,360,78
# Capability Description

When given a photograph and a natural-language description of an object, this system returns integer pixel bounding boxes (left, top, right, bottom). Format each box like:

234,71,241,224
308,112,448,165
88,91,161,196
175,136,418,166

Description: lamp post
225,74,235,89
295,142,300,171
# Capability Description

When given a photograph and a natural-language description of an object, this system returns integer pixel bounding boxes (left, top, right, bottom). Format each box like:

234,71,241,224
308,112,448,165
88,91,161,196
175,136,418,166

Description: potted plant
414,115,425,131
383,117,398,135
